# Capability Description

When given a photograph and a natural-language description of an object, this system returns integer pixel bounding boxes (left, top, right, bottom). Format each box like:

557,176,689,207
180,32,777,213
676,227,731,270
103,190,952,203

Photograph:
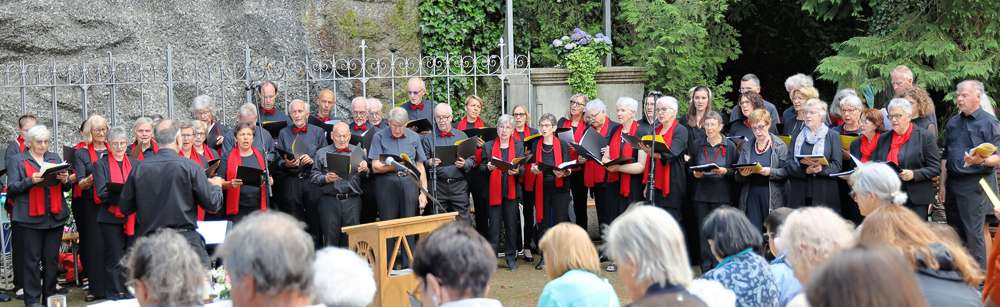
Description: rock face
0,0,420,148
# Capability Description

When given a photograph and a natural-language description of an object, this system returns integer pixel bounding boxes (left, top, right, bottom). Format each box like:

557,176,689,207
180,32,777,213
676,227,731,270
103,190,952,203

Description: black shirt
118,149,223,236
943,108,1000,176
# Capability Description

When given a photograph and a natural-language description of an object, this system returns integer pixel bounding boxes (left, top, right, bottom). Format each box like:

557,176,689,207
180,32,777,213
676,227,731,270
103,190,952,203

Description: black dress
785,127,843,211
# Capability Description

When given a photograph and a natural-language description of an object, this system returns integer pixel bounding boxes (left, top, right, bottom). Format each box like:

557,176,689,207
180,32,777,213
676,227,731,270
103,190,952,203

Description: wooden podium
342,212,458,307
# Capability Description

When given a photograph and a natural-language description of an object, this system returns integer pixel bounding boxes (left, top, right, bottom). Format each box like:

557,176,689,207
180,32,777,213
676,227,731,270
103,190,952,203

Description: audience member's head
806,246,927,307
779,207,855,282
849,162,907,216
217,212,316,307
605,205,692,299
312,247,376,307
539,223,600,280
857,205,983,286
124,229,206,307
764,207,794,258
413,222,496,306
702,206,764,260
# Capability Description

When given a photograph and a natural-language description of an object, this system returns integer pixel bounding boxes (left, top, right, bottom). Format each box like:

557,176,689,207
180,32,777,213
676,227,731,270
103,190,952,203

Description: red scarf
23,159,63,217
200,144,216,160
489,138,517,206
643,121,678,196
534,138,564,222
88,142,106,204
583,120,611,188
106,156,136,236
608,121,638,197
561,118,586,160
224,148,268,215
131,141,159,160
860,133,880,162
457,117,486,165
72,141,87,198
15,136,25,153
185,149,207,221
887,125,913,165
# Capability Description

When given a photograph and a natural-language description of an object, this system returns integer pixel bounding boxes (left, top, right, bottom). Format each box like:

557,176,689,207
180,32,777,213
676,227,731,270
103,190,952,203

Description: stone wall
0,0,420,148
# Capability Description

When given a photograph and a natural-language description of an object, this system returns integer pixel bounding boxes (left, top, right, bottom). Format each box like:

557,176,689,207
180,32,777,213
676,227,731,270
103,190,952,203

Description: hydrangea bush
551,28,612,98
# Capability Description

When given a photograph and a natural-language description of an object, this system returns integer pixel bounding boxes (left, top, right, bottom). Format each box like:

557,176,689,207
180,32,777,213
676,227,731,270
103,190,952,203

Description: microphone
384,157,412,175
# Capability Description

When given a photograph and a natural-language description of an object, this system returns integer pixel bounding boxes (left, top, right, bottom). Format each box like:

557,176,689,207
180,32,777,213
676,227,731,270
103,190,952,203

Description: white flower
552,39,563,47
561,36,570,41
564,43,577,50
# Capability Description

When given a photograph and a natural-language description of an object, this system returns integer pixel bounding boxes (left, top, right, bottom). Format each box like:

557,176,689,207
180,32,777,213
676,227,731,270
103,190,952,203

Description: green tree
616,0,741,113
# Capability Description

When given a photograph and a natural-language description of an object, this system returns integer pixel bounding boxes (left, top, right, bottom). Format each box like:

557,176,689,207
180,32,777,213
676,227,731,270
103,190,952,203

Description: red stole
224,148,268,215
106,156,136,236
15,136,24,153
131,141,159,160
534,138,564,223
860,133,880,162
514,126,532,141
583,120,611,188
457,117,486,165
608,121,638,197
561,118,586,160
643,121,678,196
887,125,913,165
200,144,216,161
23,159,63,217
185,149,207,220
488,138,517,206
88,142,106,204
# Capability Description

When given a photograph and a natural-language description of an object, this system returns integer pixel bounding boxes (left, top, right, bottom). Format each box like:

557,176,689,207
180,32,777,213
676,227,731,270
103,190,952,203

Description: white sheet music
197,220,230,245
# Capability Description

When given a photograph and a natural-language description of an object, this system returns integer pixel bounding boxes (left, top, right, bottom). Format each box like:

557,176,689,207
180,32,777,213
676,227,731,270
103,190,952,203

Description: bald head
316,89,335,116
332,122,351,148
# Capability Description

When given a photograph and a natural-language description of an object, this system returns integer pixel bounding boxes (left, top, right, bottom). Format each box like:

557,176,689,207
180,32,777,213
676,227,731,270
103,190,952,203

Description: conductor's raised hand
229,179,243,189
207,176,225,186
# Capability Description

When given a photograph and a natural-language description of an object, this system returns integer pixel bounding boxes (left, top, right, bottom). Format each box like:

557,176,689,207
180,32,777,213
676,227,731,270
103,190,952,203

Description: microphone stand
247,84,273,196
430,127,438,213
395,159,443,214
646,138,656,203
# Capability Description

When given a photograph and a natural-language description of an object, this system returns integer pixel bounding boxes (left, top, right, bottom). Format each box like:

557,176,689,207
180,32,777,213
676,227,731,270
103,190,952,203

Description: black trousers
468,170,490,237
11,223,23,290
693,201,726,270
489,200,521,255
538,184,571,239
360,176,378,224
522,190,537,251
98,223,131,296
316,195,361,247
592,183,617,231
374,174,419,268
283,176,321,246
18,225,61,306
434,178,471,221
945,174,993,268
568,172,588,230
75,197,108,297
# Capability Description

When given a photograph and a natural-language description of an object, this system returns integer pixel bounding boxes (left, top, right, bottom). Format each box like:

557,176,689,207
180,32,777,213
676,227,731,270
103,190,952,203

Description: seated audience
779,207,854,307
412,221,503,307
312,247,377,307
764,207,800,307
216,212,315,307
805,247,927,307
537,223,621,307
700,207,779,307
124,229,207,307
848,162,908,218
858,205,983,307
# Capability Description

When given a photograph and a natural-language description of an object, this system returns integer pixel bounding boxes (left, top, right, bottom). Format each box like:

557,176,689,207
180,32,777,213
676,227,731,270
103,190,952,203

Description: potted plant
551,28,612,99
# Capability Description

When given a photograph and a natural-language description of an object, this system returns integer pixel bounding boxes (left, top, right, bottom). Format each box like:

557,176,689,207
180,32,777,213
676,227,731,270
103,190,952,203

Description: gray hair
838,94,865,113
238,103,258,118
605,205,693,288
703,110,723,125
830,88,860,117
804,99,829,119
959,80,995,115
784,73,815,93
154,119,180,145
366,97,383,110
387,107,408,125
289,98,310,114
24,125,51,143
124,229,206,306
176,119,193,131
134,117,154,131
616,97,639,114
435,103,453,116
891,65,914,81
778,207,855,282
656,96,679,112
189,95,216,117
496,114,514,128
741,73,761,87
108,126,129,142
849,162,908,206
585,99,607,113
351,96,367,108
312,247,376,307
887,98,914,117
216,211,315,297
191,120,207,132
538,113,557,127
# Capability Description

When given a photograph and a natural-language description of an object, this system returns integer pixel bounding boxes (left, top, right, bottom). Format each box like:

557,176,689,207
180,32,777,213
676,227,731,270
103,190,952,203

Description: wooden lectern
342,212,458,307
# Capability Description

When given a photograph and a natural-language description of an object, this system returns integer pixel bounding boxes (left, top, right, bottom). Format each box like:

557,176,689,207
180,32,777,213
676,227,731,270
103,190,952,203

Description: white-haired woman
190,94,227,150
850,162,909,218
828,88,858,127
781,74,815,136
640,96,689,221
832,93,866,224
74,114,114,301
605,205,734,306
483,114,525,271
602,97,649,220
871,98,939,220
779,207,855,307
93,126,137,300
6,125,71,306
312,247,376,307
785,99,843,212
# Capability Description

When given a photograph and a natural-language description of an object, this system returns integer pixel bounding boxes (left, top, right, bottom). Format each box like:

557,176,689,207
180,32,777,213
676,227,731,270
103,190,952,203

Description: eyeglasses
570,101,586,107
538,123,554,127
513,112,527,117
888,113,907,119
751,124,768,131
